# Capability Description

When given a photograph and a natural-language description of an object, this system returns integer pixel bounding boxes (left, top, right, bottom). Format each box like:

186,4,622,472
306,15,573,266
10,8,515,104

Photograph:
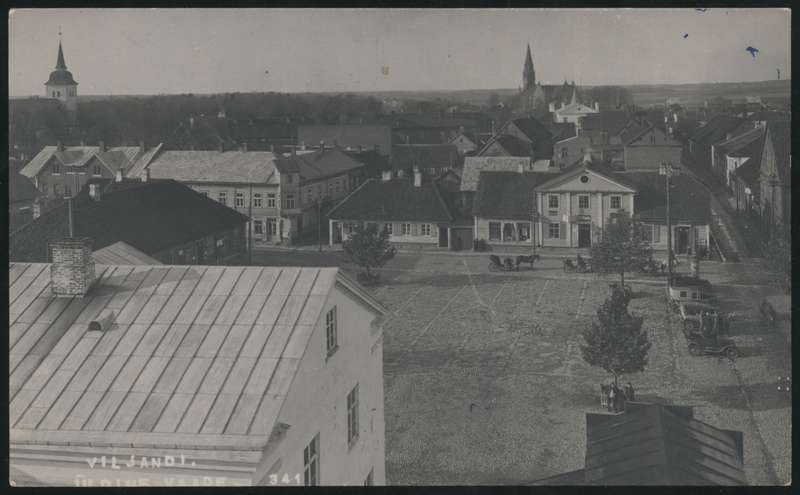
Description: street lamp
659,161,679,287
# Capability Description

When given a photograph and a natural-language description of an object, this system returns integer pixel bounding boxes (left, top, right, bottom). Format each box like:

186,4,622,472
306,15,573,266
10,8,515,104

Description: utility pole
248,183,253,265
659,161,678,287
318,198,323,252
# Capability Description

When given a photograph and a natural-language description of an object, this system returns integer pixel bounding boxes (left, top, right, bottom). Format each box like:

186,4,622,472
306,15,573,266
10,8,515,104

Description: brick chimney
56,141,64,152
50,238,96,297
413,166,422,187
141,168,150,183
98,141,106,153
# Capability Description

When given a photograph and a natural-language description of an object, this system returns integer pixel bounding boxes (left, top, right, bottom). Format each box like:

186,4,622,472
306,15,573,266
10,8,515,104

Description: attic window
580,175,589,183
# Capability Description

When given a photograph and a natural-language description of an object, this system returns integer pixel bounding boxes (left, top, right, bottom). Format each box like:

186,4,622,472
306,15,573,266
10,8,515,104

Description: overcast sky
8,8,791,96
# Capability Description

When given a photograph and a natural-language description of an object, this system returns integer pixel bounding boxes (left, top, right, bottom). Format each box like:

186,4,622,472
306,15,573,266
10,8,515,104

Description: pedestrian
607,385,616,413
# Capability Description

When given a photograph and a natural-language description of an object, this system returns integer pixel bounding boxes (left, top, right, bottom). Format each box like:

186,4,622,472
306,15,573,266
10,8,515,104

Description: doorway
578,223,591,248
439,226,449,248
675,226,690,254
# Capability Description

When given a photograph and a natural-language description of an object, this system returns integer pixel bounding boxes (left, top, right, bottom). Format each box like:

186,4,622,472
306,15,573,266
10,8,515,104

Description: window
578,195,590,209
548,194,559,209
235,192,245,208
610,196,621,209
253,193,263,207
420,224,432,236
649,134,656,144
200,191,210,197
52,184,60,197
286,194,296,209
364,468,374,486
267,218,278,236
254,220,264,235
326,306,338,356
347,384,359,446
384,223,393,235
267,193,276,208
679,291,688,298
218,191,227,205
63,185,71,198
548,223,560,239
92,164,102,176
402,223,411,235
561,148,568,158
52,163,61,175
303,434,320,486
489,222,501,241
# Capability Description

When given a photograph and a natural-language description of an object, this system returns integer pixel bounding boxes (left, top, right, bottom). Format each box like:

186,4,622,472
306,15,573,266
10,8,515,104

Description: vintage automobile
668,275,717,312
686,334,738,359
678,301,720,335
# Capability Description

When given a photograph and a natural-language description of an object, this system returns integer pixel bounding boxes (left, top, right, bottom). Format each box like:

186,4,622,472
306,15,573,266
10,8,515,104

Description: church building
516,44,593,117
45,36,78,111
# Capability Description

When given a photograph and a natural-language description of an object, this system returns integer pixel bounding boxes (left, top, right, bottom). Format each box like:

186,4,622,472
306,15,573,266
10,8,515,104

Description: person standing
625,382,635,402
608,386,616,413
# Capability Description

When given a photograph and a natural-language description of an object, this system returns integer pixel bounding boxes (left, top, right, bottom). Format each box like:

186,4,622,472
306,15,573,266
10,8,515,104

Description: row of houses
687,112,790,235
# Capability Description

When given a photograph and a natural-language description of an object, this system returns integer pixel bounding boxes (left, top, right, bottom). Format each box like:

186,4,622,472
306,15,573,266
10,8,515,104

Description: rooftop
297,124,392,154
275,148,365,182
92,241,162,265
328,177,453,223
391,144,460,170
461,156,559,192
10,179,249,262
473,171,553,220
19,145,144,180
146,149,280,184
9,264,380,453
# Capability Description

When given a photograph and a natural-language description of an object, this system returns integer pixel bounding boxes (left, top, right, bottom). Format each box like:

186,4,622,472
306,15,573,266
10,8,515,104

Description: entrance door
332,222,342,244
439,226,449,249
266,219,277,241
675,226,690,254
578,223,591,248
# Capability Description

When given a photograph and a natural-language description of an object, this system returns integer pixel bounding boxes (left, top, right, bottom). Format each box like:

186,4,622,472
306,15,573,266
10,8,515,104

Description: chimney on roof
381,169,392,182
57,141,64,152
491,119,496,135
218,141,225,153
301,141,306,151
88,183,101,201
99,141,106,153
270,144,275,153
319,140,325,150
413,166,422,187
517,162,525,174
80,140,85,147
49,237,95,298
141,168,150,183
405,135,410,144
594,102,599,112
240,142,248,152
139,140,146,153
115,168,124,182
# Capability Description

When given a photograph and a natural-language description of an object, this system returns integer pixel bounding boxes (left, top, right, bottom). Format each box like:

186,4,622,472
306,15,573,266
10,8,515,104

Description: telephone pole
659,161,678,287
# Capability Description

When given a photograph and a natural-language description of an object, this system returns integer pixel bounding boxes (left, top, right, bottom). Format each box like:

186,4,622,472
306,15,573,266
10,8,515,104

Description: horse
515,254,541,270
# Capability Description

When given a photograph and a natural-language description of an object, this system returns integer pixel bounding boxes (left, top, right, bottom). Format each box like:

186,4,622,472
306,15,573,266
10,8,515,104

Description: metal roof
146,150,280,185
9,263,362,450
92,241,162,265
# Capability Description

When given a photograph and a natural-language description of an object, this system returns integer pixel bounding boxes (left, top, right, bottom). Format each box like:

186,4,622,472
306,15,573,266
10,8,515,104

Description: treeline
9,92,385,158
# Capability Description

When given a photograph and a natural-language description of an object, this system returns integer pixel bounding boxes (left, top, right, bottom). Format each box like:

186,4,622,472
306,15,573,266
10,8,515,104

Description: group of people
600,382,635,413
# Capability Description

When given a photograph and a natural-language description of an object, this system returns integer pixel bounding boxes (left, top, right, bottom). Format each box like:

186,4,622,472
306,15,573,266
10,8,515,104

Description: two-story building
477,116,555,161
473,162,711,255
621,120,682,172
18,142,161,201
9,256,388,486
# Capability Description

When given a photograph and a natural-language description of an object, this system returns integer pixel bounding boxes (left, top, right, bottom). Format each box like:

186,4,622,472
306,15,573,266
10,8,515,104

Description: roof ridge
326,176,375,219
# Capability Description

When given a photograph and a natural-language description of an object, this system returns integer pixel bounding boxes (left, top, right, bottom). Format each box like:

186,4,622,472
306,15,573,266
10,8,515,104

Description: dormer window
92,164,102,176
52,163,61,175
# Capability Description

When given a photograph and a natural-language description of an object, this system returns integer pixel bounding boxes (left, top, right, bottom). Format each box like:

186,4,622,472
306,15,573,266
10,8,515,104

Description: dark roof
730,157,761,190
45,42,77,86
583,403,746,485
718,128,764,157
275,148,364,181
509,116,554,144
579,111,631,136
9,172,40,204
391,144,459,170
624,172,711,224
297,125,392,154
473,171,553,220
766,120,790,184
494,134,535,157
328,177,453,223
10,179,248,262
689,115,747,145
747,110,790,123
344,149,391,175
546,122,577,142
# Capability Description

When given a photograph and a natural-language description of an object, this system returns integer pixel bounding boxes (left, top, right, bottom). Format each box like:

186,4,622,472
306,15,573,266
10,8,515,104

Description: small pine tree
590,210,652,286
580,286,651,388
342,223,396,284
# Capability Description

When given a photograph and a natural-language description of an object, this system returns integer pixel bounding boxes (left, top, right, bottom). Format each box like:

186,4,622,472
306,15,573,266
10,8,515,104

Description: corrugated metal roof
147,150,279,184
8,263,348,448
92,242,162,265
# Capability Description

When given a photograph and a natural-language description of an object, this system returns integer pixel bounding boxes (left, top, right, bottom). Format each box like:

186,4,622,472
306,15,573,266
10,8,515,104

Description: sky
8,8,792,97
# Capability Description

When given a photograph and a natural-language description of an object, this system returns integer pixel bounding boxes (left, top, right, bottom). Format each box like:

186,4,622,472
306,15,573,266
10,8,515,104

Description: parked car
678,301,719,335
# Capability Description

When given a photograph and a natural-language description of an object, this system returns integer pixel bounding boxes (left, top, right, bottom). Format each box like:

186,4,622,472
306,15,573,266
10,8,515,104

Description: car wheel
688,344,702,356
726,347,738,359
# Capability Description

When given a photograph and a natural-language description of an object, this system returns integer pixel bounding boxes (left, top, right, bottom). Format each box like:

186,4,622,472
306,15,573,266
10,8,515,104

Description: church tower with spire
45,32,78,112
522,44,535,92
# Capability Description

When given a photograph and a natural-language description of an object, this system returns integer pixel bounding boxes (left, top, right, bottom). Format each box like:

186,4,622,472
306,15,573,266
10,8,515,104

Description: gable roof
507,116,554,144
556,102,598,115
19,146,143,179
689,115,747,145
297,125,392,154
147,149,279,184
715,127,764,156
10,179,249,262
473,171,552,220
493,134,536,157
275,148,364,182
9,172,40,204
343,149,391,176
533,162,639,193
583,402,746,485
9,263,384,457
92,241,162,265
390,144,459,170
579,111,631,136
462,156,558,192
328,177,453,223
624,172,712,224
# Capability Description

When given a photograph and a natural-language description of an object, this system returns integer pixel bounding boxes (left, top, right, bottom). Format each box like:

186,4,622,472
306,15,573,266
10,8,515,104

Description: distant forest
9,92,388,159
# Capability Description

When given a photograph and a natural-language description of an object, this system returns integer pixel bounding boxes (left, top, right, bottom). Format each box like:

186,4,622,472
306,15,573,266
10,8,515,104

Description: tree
590,210,652,286
763,227,791,293
581,286,651,388
342,223,396,285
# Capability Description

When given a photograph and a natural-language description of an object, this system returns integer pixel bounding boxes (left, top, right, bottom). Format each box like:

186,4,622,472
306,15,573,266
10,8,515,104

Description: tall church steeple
45,31,79,111
522,44,535,91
